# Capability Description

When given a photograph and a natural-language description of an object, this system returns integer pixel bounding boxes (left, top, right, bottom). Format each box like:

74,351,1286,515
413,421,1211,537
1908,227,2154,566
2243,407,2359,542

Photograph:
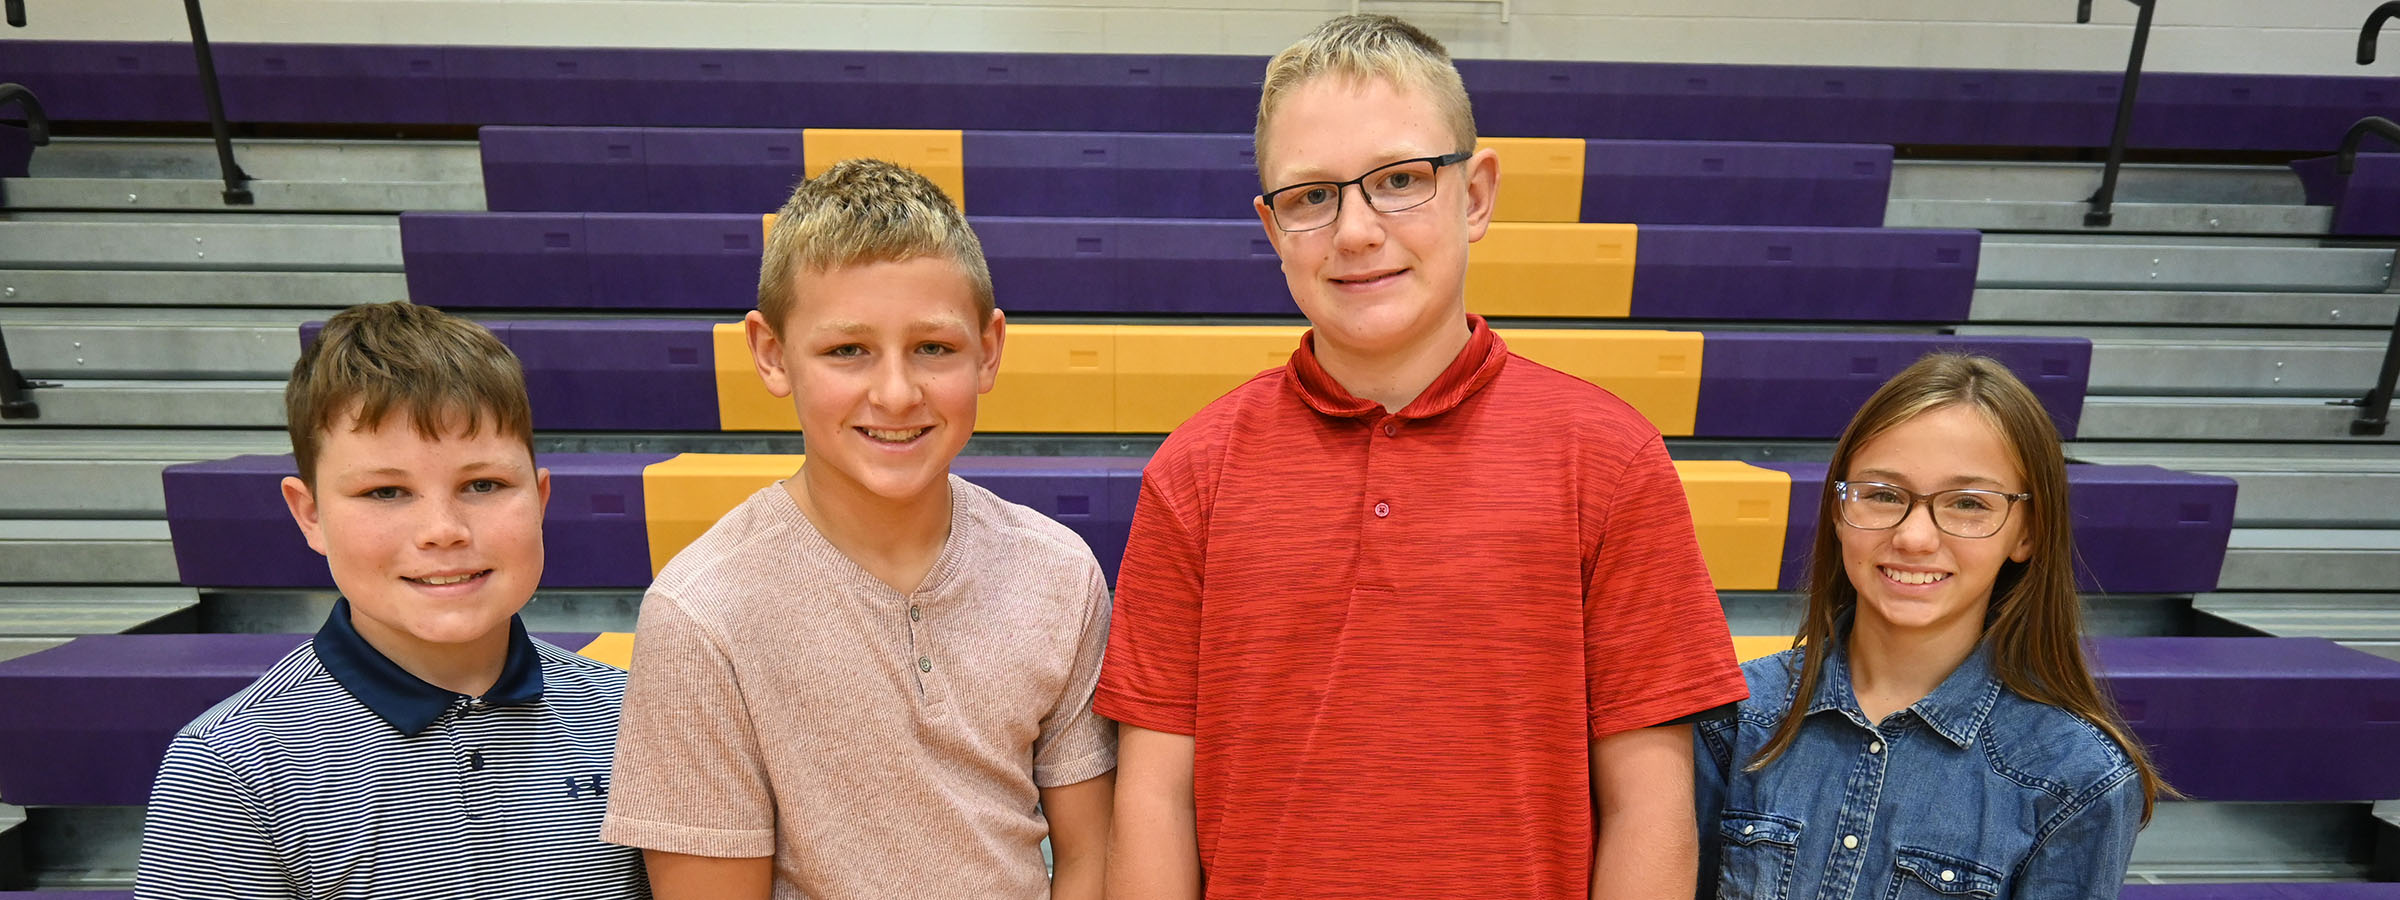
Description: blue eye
465,479,504,495
364,486,405,501
826,344,865,358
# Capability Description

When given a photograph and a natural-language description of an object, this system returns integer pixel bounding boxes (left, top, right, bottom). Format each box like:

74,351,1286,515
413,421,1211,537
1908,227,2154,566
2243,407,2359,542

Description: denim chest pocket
1889,846,2005,900
1716,810,1804,900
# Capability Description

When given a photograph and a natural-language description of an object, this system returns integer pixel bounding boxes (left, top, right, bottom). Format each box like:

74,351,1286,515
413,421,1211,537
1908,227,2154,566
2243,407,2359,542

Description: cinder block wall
12,0,2385,76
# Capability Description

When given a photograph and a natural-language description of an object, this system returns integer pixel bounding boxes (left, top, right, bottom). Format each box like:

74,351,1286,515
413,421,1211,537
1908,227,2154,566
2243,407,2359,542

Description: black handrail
2341,117,2400,435
0,83,52,147
0,327,40,420
2077,0,2157,227
5,0,24,28
2364,1,2399,64
182,0,253,205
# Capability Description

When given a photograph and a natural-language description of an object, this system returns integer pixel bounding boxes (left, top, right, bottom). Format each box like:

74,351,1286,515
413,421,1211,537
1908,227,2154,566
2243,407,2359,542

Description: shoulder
1734,650,1807,727
1496,353,1660,439
1980,688,2138,803
531,638,630,693
175,640,341,746
1146,368,1287,484
649,487,805,618
952,475,1104,581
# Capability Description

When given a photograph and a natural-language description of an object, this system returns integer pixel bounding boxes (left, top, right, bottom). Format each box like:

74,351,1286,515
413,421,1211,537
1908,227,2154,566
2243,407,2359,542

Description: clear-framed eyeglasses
1261,151,1474,233
1833,481,2031,539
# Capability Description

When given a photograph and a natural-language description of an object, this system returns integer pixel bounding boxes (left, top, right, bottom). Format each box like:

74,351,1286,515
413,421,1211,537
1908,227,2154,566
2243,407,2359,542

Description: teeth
1881,567,1950,586
414,571,484,586
862,427,927,443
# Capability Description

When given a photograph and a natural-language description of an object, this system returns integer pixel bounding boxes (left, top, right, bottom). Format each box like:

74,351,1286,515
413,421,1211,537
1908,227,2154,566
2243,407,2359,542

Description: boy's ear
743,310,796,399
976,309,1008,395
1461,146,1500,243
280,475,330,558
536,466,552,513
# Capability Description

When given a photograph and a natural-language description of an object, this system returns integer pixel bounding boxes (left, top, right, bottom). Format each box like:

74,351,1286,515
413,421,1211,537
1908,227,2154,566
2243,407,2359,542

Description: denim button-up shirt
1694,639,2142,900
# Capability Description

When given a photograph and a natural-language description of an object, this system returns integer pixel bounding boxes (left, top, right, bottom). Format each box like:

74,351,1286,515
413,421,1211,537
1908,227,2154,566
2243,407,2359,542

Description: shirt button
918,657,932,673
1382,423,1398,437
1842,835,1859,850
909,606,921,622
1941,870,1957,883
1373,501,1390,518
1742,825,1755,835
1868,740,1883,754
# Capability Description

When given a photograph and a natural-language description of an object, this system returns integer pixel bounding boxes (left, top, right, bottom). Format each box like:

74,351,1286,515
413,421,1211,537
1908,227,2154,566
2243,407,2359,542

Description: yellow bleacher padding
1501,329,1701,436
713,322,795,431
1672,460,1792,591
1465,222,1638,318
1732,635,1793,664
1477,137,1586,223
577,633,635,669
980,324,1119,432
761,212,776,245
802,129,967,208
1113,326,1307,432
640,453,807,575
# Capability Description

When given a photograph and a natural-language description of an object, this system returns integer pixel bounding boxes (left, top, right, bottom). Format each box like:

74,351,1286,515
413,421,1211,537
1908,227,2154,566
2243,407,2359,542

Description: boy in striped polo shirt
135,302,648,899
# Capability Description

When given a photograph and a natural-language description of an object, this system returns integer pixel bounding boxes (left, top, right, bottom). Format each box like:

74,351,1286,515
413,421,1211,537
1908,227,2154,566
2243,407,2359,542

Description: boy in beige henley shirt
602,160,1117,899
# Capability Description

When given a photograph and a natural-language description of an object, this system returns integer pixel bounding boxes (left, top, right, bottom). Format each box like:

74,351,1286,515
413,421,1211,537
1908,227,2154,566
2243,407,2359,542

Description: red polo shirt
1096,315,1747,900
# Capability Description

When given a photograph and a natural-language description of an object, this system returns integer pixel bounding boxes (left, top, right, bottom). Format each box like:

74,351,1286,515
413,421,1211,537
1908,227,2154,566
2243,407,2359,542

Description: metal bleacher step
0,430,288,518
2193,593,2400,662
2,177,482,214
0,214,402,272
0,380,286,428
1957,325,2388,397
1888,161,2332,236
0,587,201,663
2216,529,2400,593
0,520,178,585
1975,238,2396,293
4,137,484,213
2067,443,2400,528
0,307,324,380
1969,288,2400,328
2073,396,2394,442
0,269,410,307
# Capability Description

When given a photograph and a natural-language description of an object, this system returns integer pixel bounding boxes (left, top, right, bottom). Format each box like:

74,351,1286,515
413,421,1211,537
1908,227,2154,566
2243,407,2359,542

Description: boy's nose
1329,184,1385,252
868,357,922,410
417,498,472,548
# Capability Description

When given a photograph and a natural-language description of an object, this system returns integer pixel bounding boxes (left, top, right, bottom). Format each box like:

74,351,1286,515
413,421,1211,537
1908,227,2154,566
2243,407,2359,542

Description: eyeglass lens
1840,483,2014,538
1270,158,1445,231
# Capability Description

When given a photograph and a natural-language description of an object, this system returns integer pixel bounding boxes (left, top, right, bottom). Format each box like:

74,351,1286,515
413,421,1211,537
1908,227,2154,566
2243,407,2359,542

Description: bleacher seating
2292,152,2400,236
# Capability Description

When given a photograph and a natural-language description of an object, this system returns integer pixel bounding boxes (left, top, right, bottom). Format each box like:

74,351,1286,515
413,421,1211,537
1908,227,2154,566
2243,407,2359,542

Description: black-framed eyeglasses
1833,481,2032,539
1261,151,1474,233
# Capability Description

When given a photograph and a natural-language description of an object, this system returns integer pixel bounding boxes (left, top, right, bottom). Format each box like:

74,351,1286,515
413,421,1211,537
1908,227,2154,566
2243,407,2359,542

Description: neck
787,461,952,589
1847,609,1984,723
350,613,511,698
1313,312,1473,413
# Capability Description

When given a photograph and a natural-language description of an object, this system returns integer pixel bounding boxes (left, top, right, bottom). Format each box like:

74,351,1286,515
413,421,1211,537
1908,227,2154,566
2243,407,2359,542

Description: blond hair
1255,14,1478,180
285,301,534,487
1747,353,2173,821
756,158,995,333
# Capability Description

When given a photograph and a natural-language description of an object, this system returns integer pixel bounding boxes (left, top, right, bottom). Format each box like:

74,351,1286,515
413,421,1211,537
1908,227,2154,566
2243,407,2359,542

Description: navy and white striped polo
135,600,648,899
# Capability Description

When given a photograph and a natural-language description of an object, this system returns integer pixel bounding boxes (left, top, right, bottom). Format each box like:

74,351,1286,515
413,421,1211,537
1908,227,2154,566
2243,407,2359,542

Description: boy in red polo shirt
1096,14,1747,899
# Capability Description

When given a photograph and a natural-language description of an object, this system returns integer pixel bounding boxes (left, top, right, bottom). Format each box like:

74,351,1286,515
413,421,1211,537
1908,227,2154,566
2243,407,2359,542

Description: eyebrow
814,318,970,337
349,460,521,481
1277,148,1439,184
1853,468,2010,489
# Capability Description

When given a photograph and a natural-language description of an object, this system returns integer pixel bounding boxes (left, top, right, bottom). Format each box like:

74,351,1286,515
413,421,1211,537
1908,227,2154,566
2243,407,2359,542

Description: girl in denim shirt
1696,354,2171,900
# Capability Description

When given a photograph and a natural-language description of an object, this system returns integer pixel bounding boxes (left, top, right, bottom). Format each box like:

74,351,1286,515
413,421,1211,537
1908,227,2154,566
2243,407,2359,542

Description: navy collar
313,598,545,737
1807,619,2003,749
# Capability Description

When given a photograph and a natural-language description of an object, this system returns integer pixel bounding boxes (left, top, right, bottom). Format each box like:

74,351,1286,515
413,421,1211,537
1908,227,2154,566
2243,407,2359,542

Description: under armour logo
565,773,610,800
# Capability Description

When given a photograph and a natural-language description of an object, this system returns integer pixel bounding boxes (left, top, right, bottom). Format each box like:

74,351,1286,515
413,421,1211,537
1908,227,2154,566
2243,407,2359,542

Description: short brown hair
756,158,995,333
285,301,534,486
1255,14,1478,181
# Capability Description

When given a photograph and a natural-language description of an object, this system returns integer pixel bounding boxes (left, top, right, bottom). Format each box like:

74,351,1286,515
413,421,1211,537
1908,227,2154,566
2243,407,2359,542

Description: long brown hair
1744,353,2172,820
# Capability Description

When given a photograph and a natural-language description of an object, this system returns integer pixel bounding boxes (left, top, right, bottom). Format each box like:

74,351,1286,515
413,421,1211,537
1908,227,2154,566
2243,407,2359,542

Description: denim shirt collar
313,598,545,737
1805,624,2003,749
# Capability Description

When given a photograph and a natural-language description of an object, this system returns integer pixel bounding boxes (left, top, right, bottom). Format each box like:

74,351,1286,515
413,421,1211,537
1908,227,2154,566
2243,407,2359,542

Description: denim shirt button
1743,825,1755,835
1941,870,1957,882
1869,740,1884,754
1842,835,1859,849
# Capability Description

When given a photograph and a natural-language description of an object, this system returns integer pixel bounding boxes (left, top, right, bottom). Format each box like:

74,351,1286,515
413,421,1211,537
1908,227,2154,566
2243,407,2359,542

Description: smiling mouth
1332,269,1405,286
859,426,931,444
1880,566,1951,586
406,570,491,587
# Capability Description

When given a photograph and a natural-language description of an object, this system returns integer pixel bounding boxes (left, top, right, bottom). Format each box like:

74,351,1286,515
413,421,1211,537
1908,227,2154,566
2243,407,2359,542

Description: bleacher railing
2364,1,2399,64
0,82,47,419
2341,117,2400,436
2077,0,2158,228
180,0,253,205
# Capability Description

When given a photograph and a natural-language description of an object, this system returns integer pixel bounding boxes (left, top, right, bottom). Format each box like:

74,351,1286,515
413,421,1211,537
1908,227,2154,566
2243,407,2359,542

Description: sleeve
135,736,291,900
599,587,777,858
1581,433,1749,740
1032,561,1120,787
2012,771,2143,900
1092,470,1205,734
1690,719,1737,900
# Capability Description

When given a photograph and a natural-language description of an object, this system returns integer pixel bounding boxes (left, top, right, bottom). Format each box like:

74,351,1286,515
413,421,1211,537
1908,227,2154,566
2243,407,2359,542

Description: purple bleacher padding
161,454,669,589
640,128,805,213
1579,141,1890,227
0,633,597,807
2290,153,2400,237
1759,463,2235,595
478,127,651,213
1695,333,2089,439
441,47,648,127
399,212,592,309
631,50,805,128
1629,226,1980,322
952,457,1144,581
2121,887,2400,900
218,44,450,125
0,124,30,180
584,213,761,310
0,41,203,122
963,131,1262,219
505,321,721,431
2092,638,2400,801
970,217,1291,315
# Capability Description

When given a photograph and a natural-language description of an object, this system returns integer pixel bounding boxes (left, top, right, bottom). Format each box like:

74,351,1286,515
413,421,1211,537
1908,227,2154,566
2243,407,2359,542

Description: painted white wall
12,0,2392,77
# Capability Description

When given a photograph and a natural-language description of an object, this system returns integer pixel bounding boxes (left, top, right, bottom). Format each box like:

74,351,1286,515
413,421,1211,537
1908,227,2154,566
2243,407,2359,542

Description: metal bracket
0,325,48,420
2077,0,2157,228
183,0,254,205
